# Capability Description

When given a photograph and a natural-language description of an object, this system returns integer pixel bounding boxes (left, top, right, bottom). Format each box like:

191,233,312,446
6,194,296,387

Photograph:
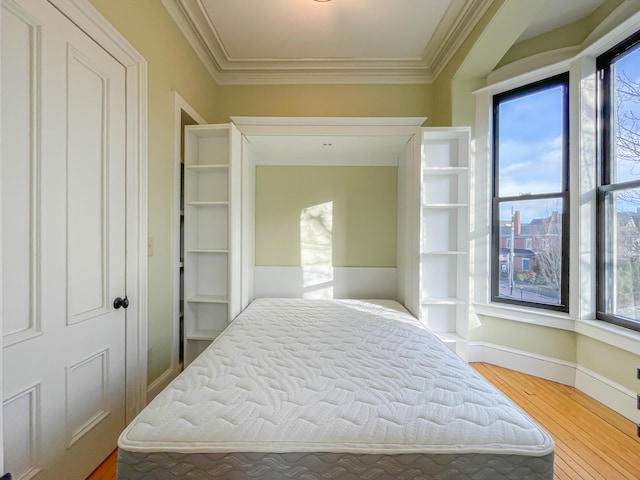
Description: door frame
0,0,149,442
144,91,205,402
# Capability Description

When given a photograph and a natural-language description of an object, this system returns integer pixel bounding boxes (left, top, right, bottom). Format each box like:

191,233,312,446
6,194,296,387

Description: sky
612,47,640,186
497,46,640,221
497,84,565,223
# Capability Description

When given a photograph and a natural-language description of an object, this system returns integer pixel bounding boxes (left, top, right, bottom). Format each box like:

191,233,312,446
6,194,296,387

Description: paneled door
1,0,127,478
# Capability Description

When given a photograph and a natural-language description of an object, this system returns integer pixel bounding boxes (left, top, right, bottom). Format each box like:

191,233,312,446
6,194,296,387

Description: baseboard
575,365,639,424
467,342,576,387
468,342,639,423
468,342,576,386
146,364,182,403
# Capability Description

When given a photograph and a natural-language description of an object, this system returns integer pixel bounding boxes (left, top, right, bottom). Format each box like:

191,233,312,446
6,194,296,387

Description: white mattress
118,298,553,459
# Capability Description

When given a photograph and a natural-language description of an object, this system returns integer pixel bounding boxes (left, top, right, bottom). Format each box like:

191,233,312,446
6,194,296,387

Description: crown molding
161,0,496,85
426,0,495,81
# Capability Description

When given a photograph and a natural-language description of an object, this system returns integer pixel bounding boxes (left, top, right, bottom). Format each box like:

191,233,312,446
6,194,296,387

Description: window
597,31,640,332
492,74,570,311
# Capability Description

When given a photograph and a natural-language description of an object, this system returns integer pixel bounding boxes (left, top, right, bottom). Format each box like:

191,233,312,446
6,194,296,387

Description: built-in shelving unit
419,128,470,355
183,124,240,365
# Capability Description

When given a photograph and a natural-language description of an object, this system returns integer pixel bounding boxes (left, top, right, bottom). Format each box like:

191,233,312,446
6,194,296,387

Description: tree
614,71,640,205
536,244,562,291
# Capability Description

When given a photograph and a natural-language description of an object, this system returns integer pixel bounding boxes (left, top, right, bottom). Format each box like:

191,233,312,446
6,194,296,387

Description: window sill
474,303,640,355
473,302,575,331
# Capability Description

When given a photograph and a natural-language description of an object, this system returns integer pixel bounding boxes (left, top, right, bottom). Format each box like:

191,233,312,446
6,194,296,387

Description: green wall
496,0,624,69
470,317,577,363
89,0,222,385
255,166,397,267
211,84,432,123
577,336,640,392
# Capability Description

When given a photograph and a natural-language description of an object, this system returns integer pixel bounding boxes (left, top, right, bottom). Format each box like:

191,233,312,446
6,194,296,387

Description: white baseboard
575,365,639,424
254,266,397,300
468,342,639,423
468,342,576,386
146,364,182,403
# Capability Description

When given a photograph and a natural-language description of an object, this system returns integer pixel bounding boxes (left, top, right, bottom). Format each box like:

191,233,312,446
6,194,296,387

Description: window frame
596,30,640,332
491,73,571,312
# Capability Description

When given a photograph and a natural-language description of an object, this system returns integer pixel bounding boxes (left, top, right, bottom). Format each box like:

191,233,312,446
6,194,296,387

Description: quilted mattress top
119,298,554,456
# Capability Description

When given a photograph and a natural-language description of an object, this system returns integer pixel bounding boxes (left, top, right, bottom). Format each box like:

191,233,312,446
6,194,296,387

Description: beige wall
213,84,432,123
470,317,577,363
90,0,221,384
496,0,624,69
255,166,397,267
577,336,640,392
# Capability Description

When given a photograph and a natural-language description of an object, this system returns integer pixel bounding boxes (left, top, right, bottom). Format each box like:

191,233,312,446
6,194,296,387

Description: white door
1,0,127,478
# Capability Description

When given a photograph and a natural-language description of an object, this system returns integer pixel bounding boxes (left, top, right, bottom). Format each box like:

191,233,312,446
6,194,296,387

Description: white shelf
186,295,229,304
186,330,224,341
183,123,239,366
419,129,470,349
186,201,229,207
187,248,229,254
423,167,467,174
422,203,468,208
421,297,466,305
187,164,228,172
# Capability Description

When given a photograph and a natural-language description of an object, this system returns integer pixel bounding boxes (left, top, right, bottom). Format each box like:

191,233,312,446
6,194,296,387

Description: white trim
160,0,492,85
159,0,221,84
474,303,575,331
231,116,427,127
570,56,598,321
468,342,576,386
575,365,639,424
469,343,639,423
170,92,206,396
47,0,149,423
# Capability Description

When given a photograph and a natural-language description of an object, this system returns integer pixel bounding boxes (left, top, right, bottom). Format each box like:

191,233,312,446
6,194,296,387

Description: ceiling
162,0,606,85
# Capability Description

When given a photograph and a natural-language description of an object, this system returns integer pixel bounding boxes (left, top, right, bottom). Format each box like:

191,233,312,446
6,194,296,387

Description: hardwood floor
86,449,117,480
86,363,640,479
472,363,640,480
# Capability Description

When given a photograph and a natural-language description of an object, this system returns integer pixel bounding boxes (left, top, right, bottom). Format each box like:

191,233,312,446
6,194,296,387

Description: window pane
603,188,640,323
497,85,565,196
611,47,640,183
496,199,563,305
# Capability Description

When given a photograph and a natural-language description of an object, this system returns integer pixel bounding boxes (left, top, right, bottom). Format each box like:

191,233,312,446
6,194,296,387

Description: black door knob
113,296,129,309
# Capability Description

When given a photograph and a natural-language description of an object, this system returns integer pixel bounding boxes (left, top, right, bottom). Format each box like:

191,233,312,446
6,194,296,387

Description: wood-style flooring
87,362,640,479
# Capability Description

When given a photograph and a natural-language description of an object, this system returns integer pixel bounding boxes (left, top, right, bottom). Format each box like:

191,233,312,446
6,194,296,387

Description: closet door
1,0,127,477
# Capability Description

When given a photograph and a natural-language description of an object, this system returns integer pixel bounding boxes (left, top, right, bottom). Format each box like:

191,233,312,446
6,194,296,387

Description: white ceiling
162,0,606,85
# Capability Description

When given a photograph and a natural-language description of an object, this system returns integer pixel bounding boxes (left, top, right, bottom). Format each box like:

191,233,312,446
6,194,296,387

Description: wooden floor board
472,363,640,480
86,363,640,479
